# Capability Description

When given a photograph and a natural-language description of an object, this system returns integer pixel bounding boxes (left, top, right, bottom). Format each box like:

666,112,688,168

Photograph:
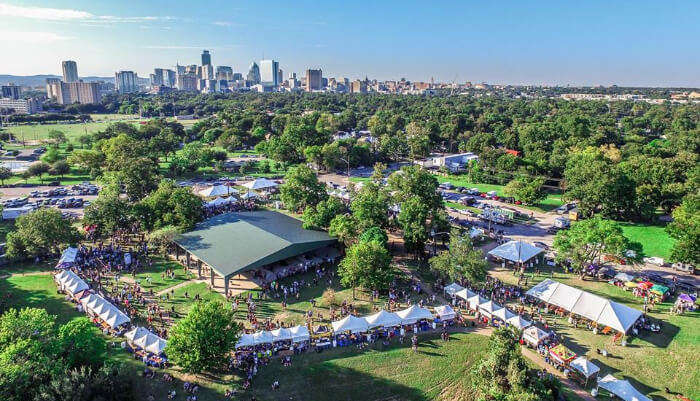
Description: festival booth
199,184,237,198
80,293,130,333
569,356,600,387
444,283,464,297
596,374,652,401
434,305,457,324
674,293,697,314
54,269,89,298
252,330,275,345
506,315,532,330
332,315,369,347
649,284,669,301
236,333,255,349
466,294,488,311
547,343,576,368
487,240,545,268
364,310,402,330
124,326,167,361
243,178,279,191
454,288,476,302
492,307,516,324
613,272,635,284
522,326,551,347
396,305,435,332
477,300,502,320
56,247,79,269
289,325,311,343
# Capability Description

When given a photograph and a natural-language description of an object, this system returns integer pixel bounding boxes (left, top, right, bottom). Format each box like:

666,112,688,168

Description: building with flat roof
172,210,336,295
305,69,322,91
115,71,138,94
62,60,78,83
1,84,22,99
0,98,42,114
47,81,100,105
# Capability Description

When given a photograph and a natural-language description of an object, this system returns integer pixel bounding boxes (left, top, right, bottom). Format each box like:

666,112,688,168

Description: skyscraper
201,50,211,66
305,69,323,91
163,69,176,87
152,68,165,86
1,84,22,99
259,59,279,87
115,71,138,94
216,66,234,81
246,62,260,85
62,60,78,83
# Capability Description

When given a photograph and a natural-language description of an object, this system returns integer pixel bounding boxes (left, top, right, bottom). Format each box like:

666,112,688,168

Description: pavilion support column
175,246,180,259
197,260,202,279
210,268,215,287
186,253,191,270
224,276,229,298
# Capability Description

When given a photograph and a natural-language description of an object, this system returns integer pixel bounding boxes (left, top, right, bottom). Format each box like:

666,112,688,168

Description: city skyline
1,0,700,86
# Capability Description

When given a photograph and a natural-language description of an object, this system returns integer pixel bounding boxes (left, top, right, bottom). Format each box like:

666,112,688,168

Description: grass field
620,222,675,259
0,272,83,325
121,258,191,294
4,121,127,143
489,265,700,401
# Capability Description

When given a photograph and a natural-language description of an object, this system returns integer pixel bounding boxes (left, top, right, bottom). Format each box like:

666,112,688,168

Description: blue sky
1,0,699,86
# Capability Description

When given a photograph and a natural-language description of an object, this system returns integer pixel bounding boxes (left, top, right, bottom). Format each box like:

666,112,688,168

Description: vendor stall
522,326,551,347
289,325,310,343
444,283,464,297
548,343,576,366
435,305,457,321
454,288,476,302
125,326,167,355
569,356,599,387
506,315,532,330
364,310,402,329
649,284,669,301
55,269,89,296
396,305,435,325
56,247,79,268
492,307,516,322
596,374,652,401
478,300,502,319
466,294,488,311
252,330,275,345
332,315,369,334
236,333,255,349
270,328,293,342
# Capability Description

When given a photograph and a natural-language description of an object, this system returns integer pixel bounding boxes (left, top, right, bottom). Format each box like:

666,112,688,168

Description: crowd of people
202,198,258,219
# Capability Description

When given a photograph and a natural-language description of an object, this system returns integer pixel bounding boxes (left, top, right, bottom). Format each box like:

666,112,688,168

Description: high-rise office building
351,80,368,94
175,63,186,75
201,50,211,66
202,64,214,80
46,78,61,100
176,74,198,91
216,66,234,81
259,59,279,87
1,84,22,99
152,68,165,86
246,62,260,85
62,60,79,83
115,71,138,94
163,69,176,87
305,69,323,91
47,80,100,104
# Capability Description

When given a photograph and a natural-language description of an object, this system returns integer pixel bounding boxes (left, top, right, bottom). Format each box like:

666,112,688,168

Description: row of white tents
199,179,279,198
80,292,131,330
236,325,311,348
526,279,642,333
446,283,532,330
125,326,167,355
55,269,89,295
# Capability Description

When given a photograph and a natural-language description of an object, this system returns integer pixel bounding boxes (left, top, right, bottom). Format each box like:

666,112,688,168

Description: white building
0,98,42,114
419,153,479,172
115,71,138,94
259,59,279,88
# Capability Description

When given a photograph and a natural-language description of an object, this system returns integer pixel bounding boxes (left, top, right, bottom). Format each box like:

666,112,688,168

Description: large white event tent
526,279,642,333
435,305,457,320
243,178,278,190
236,333,255,348
199,184,236,197
56,247,79,268
125,327,167,355
332,315,370,334
396,305,435,325
364,310,402,329
444,283,464,297
55,270,89,295
488,240,544,264
80,293,130,329
506,315,532,330
454,288,476,302
206,196,236,207
597,374,651,401
289,325,310,343
570,356,600,386
253,330,275,345
271,327,292,342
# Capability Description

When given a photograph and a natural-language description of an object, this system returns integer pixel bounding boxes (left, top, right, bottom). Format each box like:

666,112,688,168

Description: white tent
454,288,476,301
125,327,167,354
125,326,149,343
240,191,258,200
522,326,551,346
492,307,516,322
199,184,236,197
478,300,502,318
364,310,402,329
80,293,130,329
270,327,293,342
236,333,255,348
289,325,310,343
332,315,369,334
570,356,600,380
597,374,651,401
466,294,489,310
57,247,79,267
469,227,485,239
444,283,464,297
614,272,635,282
488,240,544,263
435,305,457,320
252,330,275,345
243,178,278,190
396,305,435,325
55,270,89,295
526,279,642,333
506,315,532,330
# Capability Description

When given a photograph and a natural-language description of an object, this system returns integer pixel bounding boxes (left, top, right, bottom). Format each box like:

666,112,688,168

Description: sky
1,0,699,87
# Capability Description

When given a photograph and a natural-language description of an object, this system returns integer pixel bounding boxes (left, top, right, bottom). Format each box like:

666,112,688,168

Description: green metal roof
174,210,336,278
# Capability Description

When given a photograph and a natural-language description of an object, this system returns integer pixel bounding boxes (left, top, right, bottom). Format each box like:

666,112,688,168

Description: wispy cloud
212,21,231,27
0,30,73,43
0,3,175,24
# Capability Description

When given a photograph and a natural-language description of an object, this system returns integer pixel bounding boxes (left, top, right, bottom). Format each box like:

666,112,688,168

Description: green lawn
121,258,190,293
4,121,126,143
620,222,675,259
0,272,83,325
489,265,699,401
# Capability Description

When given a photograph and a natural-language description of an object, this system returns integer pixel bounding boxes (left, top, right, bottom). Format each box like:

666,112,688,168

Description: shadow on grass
0,273,82,325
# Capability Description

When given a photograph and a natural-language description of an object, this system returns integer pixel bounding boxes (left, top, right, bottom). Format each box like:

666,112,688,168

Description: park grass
121,258,191,294
620,222,675,259
488,265,700,401
0,272,83,325
4,121,126,143
88,113,139,122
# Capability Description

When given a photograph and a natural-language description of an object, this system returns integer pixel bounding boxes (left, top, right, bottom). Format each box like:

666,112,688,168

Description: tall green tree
504,176,547,205
666,194,699,264
429,229,488,283
338,239,394,298
6,208,81,260
280,165,328,212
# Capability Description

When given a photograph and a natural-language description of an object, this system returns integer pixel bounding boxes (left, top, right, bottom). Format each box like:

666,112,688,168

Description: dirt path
155,279,204,296
520,346,597,401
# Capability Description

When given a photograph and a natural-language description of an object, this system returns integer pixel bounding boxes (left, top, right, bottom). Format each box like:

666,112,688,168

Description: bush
321,288,338,307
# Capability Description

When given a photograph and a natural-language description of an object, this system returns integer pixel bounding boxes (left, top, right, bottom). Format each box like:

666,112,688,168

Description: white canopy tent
435,305,457,320
289,325,310,343
444,283,464,297
240,192,258,200
466,294,489,311
364,310,402,329
570,356,600,385
478,300,503,318
488,240,544,264
270,327,293,342
492,307,516,322
199,184,236,197
597,374,651,401
80,293,130,329
454,288,476,301
243,178,278,190
522,326,551,347
236,333,255,348
56,247,79,267
100,306,131,329
125,327,167,355
526,279,642,333
55,270,89,295
396,305,435,325
506,315,532,330
252,330,275,345
332,315,369,334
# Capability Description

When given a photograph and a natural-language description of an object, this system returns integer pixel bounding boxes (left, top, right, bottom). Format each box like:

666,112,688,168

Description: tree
302,197,346,230
338,240,393,298
49,160,70,179
553,216,630,278
27,162,50,183
83,184,132,237
504,176,547,205
329,214,359,246
472,327,560,401
34,364,135,401
359,226,388,248
0,167,12,185
388,165,443,212
137,180,203,231
165,300,242,374
666,194,699,264
56,318,106,370
46,130,67,147
279,165,328,212
429,229,487,283
147,225,180,255
350,180,390,231
6,208,81,260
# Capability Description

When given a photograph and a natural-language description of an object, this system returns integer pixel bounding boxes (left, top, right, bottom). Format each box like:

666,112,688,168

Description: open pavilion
171,210,337,295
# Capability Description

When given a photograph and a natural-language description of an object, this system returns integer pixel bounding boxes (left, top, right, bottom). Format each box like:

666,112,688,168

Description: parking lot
1,182,99,219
